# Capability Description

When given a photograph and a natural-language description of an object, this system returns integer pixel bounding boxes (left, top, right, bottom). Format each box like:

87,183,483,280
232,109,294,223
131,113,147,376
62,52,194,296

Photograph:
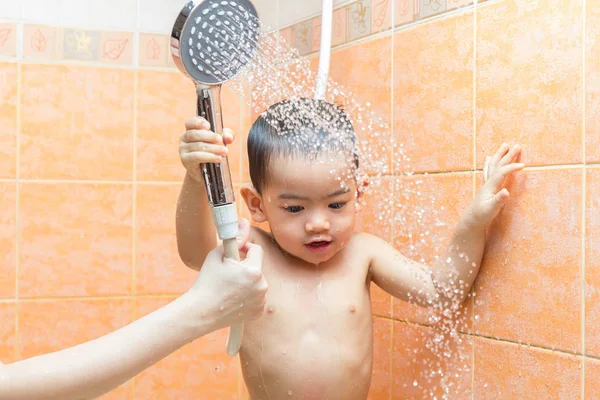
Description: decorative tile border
139,33,172,68
286,0,479,56
23,25,61,61
0,22,17,58
0,22,175,69
0,0,483,66
332,7,348,47
371,0,393,34
348,0,372,42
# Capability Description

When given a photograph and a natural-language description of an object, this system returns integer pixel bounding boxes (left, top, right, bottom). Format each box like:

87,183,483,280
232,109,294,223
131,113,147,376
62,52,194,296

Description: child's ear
240,184,268,223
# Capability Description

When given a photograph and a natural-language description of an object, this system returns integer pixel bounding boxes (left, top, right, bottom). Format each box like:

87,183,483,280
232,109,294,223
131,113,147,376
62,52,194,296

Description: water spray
315,0,333,100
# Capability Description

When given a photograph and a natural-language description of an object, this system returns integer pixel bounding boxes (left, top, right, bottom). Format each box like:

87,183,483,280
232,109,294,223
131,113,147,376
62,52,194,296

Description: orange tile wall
0,61,250,398
2,0,600,399
317,0,598,398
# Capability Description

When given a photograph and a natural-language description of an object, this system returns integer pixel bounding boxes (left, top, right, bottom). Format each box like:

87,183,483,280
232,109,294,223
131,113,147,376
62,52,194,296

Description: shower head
171,0,260,86
170,0,260,210
170,0,260,357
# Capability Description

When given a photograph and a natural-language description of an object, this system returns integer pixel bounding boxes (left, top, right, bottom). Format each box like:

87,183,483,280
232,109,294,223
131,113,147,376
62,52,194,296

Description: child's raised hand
467,143,525,229
179,116,235,183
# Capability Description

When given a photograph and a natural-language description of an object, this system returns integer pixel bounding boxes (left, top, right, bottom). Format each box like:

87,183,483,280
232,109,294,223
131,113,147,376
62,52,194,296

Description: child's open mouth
305,241,333,254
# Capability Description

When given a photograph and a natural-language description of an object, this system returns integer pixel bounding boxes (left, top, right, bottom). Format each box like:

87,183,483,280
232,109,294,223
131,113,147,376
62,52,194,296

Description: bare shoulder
345,232,387,258
248,226,272,247
349,231,389,249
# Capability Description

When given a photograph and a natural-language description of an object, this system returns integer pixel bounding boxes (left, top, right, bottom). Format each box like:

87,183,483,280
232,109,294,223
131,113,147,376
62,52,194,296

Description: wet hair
247,98,359,193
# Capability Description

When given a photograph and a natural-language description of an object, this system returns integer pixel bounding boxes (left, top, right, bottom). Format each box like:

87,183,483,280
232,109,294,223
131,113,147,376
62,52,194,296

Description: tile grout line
581,0,587,396
130,56,139,400
2,164,599,187
132,69,139,299
471,1,477,398
14,59,21,361
13,16,24,361
2,294,180,302
130,3,141,399
375,315,600,359
0,57,178,72
389,2,395,396
8,179,182,185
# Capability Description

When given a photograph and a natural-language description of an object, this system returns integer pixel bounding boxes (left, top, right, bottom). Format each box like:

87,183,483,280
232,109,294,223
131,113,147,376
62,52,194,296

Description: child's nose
305,215,330,233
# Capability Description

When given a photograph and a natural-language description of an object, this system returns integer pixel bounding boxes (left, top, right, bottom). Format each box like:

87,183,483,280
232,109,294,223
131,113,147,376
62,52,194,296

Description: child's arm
370,143,524,307
176,117,234,270
0,242,267,400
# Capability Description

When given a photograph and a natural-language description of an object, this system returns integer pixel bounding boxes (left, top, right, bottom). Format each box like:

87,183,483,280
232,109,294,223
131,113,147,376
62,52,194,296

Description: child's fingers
489,143,510,169
501,162,525,176
488,163,525,188
182,152,222,167
222,128,235,145
491,188,510,209
185,116,211,131
184,142,228,156
182,129,223,145
498,144,522,167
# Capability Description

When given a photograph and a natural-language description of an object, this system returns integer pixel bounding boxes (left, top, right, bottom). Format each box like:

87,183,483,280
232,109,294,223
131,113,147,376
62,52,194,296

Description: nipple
267,307,274,314
349,306,356,313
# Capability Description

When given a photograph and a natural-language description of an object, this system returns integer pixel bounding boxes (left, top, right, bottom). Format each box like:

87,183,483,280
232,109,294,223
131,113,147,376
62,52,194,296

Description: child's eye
284,205,304,213
329,202,346,210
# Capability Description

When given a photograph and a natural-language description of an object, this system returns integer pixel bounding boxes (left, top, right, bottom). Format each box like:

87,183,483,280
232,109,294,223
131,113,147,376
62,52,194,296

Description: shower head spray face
172,0,260,85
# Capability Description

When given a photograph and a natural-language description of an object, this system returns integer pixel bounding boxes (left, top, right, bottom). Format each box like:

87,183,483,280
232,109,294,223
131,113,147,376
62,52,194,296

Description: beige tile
22,25,63,61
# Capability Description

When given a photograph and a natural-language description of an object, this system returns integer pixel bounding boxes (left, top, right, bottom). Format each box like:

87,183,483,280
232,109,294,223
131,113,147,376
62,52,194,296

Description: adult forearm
0,293,215,400
176,173,217,269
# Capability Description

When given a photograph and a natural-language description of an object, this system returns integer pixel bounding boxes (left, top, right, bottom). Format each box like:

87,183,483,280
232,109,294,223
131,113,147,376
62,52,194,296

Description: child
1,224,267,400
177,98,524,399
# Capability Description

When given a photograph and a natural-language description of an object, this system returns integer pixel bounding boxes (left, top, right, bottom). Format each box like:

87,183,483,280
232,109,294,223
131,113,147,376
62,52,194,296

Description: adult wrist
174,290,219,340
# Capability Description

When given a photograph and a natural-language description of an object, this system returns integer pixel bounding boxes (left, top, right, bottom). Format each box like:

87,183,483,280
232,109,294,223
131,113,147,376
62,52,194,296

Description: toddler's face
259,155,357,265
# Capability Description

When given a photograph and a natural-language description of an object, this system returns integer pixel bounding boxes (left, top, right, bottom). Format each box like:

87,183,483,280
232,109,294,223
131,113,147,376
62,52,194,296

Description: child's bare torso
240,230,375,400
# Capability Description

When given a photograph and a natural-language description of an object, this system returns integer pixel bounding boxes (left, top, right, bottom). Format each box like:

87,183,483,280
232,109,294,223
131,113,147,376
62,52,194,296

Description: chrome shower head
170,0,260,358
170,0,260,210
171,0,260,85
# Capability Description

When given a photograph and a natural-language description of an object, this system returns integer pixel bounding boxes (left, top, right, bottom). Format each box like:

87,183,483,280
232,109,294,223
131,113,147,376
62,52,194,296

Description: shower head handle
197,84,223,137
196,84,236,207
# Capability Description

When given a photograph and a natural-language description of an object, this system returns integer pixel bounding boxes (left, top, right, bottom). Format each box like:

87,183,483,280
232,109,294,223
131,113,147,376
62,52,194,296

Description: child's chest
240,250,375,399
243,246,374,357
261,242,372,326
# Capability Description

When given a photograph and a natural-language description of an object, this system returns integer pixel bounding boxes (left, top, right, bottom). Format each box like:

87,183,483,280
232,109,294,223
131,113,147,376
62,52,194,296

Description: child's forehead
266,154,357,190
270,153,354,172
